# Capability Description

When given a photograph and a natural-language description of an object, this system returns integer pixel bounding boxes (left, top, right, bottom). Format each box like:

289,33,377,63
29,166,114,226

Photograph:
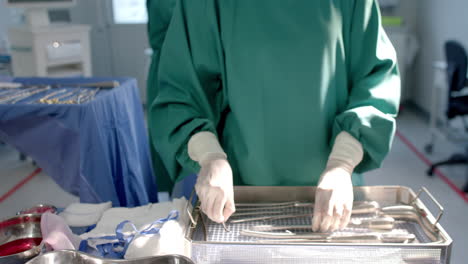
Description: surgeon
148,0,400,232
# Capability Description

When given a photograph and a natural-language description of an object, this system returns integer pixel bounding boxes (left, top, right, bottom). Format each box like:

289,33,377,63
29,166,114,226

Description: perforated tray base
187,186,452,264
195,204,432,244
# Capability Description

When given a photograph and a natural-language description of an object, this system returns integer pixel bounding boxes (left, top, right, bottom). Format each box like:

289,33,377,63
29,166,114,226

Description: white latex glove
188,132,236,223
312,131,364,232
195,158,235,223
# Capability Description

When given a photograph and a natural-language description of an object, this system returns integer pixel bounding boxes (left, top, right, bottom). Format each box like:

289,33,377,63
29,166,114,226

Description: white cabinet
8,24,91,77
386,29,419,102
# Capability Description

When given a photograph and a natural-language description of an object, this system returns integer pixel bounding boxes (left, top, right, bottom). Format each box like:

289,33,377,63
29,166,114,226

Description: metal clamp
186,188,197,227
411,187,444,228
48,81,120,89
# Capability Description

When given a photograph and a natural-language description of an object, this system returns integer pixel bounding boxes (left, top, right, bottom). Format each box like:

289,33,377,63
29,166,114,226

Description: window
112,0,147,24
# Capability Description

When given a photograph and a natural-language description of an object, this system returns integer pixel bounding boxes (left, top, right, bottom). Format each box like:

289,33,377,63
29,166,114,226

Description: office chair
427,41,468,193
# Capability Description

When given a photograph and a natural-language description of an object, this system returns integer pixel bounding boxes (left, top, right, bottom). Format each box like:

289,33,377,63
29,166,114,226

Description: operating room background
3,0,468,114
0,0,149,102
1,0,468,262
60,0,468,115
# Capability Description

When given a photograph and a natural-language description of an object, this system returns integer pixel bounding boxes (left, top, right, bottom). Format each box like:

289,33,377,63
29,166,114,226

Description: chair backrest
445,41,468,92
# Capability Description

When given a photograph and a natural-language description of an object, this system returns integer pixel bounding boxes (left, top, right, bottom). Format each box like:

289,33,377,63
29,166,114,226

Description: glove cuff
326,131,364,174
188,131,227,165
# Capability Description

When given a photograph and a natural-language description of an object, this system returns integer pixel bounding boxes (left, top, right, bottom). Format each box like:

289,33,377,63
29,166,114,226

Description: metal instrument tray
185,186,452,264
25,250,195,264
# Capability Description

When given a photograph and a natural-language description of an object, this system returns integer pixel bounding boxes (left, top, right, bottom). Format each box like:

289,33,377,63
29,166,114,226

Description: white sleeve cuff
188,131,227,165
327,131,364,173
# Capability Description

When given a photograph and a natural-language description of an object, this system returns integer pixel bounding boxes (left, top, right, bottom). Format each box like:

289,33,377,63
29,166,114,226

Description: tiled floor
366,108,468,264
0,108,466,263
0,145,78,217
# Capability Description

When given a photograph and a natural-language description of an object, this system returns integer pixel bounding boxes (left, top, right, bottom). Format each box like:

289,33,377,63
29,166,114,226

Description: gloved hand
312,165,354,232
195,158,235,223
188,132,236,223
312,131,364,232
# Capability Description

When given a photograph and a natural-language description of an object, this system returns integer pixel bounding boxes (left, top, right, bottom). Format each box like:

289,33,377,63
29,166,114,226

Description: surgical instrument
249,216,396,231
25,250,195,264
230,204,415,224
241,230,416,243
222,222,230,233
233,201,380,214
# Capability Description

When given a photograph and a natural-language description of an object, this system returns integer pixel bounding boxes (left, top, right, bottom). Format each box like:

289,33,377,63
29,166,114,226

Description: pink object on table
40,213,82,251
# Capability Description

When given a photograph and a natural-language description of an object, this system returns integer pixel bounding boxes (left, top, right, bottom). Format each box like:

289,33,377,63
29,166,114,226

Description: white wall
396,0,419,31
0,0,23,51
413,0,468,113
70,0,150,102
0,1,12,40
69,0,114,77
383,1,420,102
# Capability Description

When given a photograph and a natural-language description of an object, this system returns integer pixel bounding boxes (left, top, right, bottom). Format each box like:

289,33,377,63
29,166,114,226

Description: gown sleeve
146,0,175,51
333,0,401,173
150,0,226,181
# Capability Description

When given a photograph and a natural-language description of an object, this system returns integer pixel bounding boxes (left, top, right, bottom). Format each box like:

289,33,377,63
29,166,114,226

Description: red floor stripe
0,168,42,204
396,130,468,203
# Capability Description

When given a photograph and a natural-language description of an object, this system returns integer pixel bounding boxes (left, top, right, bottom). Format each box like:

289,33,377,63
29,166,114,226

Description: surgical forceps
248,216,396,231
230,203,416,224
241,230,416,243
233,201,380,213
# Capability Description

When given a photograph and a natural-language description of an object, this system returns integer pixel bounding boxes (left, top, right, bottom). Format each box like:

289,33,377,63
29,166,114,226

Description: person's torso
215,1,351,186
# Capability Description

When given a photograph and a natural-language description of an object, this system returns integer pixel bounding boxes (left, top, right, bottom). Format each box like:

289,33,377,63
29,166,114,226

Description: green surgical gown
149,0,401,188
146,0,176,192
